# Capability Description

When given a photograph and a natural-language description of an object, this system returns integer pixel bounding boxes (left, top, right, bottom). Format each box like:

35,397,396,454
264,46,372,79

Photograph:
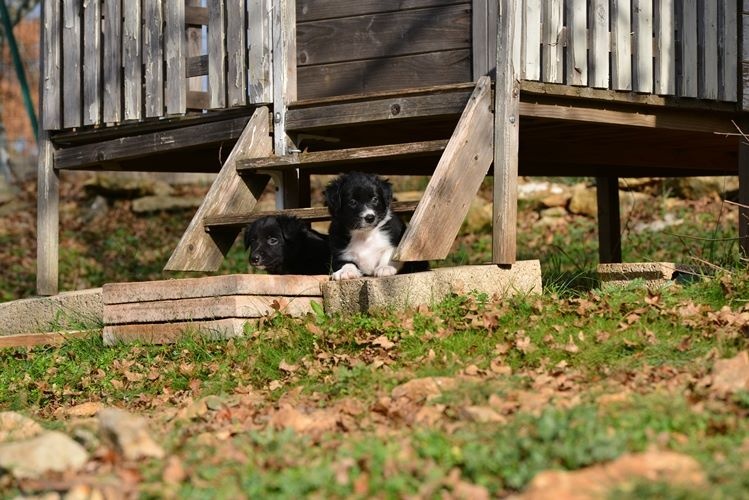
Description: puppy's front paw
374,265,397,277
332,263,363,281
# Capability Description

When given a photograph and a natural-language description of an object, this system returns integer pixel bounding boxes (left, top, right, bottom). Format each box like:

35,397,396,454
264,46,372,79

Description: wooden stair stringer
164,106,272,272
393,76,495,262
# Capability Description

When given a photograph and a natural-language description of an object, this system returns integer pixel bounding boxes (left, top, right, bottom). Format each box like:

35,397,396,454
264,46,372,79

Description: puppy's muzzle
363,214,375,224
250,254,262,266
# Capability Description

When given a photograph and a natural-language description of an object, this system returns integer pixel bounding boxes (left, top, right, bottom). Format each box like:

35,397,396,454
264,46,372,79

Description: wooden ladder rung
236,140,448,173
203,201,420,231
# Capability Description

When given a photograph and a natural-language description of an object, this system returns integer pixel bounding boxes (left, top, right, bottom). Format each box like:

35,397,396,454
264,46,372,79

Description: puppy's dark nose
364,214,375,224
250,255,261,265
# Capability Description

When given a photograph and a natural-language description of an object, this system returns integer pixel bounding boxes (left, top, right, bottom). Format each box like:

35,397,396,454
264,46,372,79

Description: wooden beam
185,5,208,26
165,107,273,272
203,201,420,231
394,76,494,261
493,0,520,265
237,140,448,172
54,116,252,169
0,331,93,349
596,177,622,263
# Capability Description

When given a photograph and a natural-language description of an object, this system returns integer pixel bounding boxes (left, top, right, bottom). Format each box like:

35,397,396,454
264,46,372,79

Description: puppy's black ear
380,177,394,206
243,222,255,250
324,177,343,216
277,216,303,242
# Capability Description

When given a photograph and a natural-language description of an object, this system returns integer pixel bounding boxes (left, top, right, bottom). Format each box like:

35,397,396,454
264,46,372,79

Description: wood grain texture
103,0,122,123
104,295,316,324
633,0,653,93
238,140,448,171
165,0,186,115
209,0,226,108
62,0,82,128
165,107,273,272
493,0,520,265
55,116,252,169
248,0,273,103
394,77,494,261
204,201,420,230
297,50,470,100
680,0,699,97
227,0,247,107
699,0,719,100
296,0,465,22
522,0,541,81
719,0,738,102
103,319,252,345
144,0,164,118
123,0,142,120
186,0,203,92
566,0,587,86
296,5,470,66
0,331,93,349
612,0,632,91
104,274,327,304
655,0,676,95
42,0,61,130
542,0,563,84
82,0,101,126
273,0,297,155
590,0,610,89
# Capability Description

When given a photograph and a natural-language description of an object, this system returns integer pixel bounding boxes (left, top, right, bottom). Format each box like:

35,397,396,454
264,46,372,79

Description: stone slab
322,261,542,315
0,288,102,337
103,274,327,305
0,331,95,349
104,295,318,325
598,262,697,288
103,318,252,345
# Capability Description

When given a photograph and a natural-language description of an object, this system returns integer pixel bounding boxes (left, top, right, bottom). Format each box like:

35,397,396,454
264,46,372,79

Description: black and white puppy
324,172,427,280
243,215,330,275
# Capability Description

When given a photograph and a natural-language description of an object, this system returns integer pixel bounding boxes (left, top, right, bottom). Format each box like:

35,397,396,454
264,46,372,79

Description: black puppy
243,215,330,275
324,172,428,280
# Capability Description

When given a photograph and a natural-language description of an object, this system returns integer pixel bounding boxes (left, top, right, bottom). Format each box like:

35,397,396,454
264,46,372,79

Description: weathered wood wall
295,0,472,99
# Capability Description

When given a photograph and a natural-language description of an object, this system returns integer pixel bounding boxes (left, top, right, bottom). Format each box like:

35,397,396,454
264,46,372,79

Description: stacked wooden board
102,274,327,345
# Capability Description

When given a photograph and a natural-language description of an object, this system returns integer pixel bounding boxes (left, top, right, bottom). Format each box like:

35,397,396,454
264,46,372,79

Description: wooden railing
41,0,273,131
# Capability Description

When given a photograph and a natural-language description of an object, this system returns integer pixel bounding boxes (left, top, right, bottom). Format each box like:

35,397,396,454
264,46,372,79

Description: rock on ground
98,408,165,461
0,411,44,443
0,431,88,479
710,351,749,395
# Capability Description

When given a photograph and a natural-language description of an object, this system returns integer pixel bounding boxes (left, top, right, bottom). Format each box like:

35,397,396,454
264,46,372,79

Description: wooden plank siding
82,0,101,126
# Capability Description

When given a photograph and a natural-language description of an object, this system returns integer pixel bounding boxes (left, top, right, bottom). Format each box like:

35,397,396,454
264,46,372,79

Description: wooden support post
493,0,520,265
165,107,273,272
186,0,202,93
596,177,622,263
37,2,59,296
394,77,495,261
739,140,749,257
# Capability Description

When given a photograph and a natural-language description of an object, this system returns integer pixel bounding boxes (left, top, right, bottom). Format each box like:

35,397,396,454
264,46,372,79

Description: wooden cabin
36,0,749,295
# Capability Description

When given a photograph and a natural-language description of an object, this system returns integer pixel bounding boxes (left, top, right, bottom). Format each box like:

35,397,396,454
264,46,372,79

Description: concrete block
0,289,102,336
322,261,542,315
598,262,697,288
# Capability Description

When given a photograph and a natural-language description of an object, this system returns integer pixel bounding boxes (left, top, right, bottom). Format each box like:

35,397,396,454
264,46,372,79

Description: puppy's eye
348,199,358,208
267,237,279,246
371,196,379,205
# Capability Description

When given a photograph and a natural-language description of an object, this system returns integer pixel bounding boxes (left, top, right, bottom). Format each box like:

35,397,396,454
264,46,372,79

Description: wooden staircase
165,76,504,272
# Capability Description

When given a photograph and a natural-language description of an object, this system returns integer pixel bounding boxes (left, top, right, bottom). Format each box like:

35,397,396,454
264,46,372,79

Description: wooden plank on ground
566,0,587,86
209,0,226,108
144,0,164,117
165,107,273,272
680,0,698,97
590,0,610,89
394,77,494,261
54,116,252,169
633,0,653,93
719,0,738,102
42,0,61,130
82,0,101,126
493,0,520,265
611,0,632,90
237,140,448,171
227,0,247,106
0,331,93,349
165,0,186,115
699,0,719,99
596,177,622,263
248,0,273,103
103,0,122,123
204,201,420,230
103,319,251,345
655,0,675,95
523,0,541,81
62,0,81,128
123,0,142,120
103,274,327,304
104,296,316,324
542,0,563,84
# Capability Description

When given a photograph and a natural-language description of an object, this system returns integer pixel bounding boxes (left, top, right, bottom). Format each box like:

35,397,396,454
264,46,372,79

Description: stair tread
203,201,419,230
236,140,448,172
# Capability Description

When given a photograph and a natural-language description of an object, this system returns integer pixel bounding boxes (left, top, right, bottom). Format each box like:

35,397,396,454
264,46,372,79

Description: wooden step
203,201,419,231
236,140,448,173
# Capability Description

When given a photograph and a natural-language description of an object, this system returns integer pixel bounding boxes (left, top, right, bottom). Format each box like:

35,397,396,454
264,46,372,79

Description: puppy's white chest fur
342,220,401,276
